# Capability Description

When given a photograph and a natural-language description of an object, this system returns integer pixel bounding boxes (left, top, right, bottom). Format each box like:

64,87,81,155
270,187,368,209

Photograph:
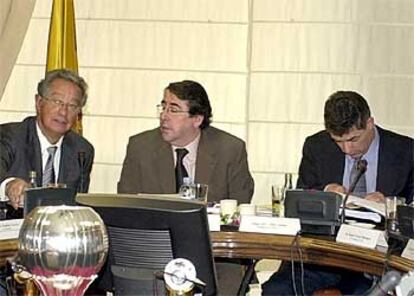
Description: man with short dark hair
118,80,254,203
118,80,254,295
0,69,94,213
262,90,413,295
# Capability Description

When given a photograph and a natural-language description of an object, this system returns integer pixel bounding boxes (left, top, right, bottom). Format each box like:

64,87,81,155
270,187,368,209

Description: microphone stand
78,151,86,193
341,159,368,224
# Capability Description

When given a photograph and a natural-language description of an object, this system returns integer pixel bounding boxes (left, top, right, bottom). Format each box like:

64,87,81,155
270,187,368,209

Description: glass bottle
284,173,293,190
29,171,38,188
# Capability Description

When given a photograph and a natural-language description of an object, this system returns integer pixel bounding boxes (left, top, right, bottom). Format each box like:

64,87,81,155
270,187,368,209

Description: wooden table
211,231,414,275
1,232,413,276
0,239,18,267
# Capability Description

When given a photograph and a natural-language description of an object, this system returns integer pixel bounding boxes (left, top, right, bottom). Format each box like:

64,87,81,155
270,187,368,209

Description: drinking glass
193,183,208,202
272,185,285,217
385,196,406,233
220,199,238,224
179,183,208,202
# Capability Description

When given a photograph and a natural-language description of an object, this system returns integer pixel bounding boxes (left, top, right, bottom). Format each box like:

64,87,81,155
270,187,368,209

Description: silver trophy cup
16,205,108,296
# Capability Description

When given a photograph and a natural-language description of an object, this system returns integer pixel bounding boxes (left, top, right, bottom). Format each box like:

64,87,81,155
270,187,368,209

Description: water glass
385,196,406,233
179,183,208,202
272,185,285,217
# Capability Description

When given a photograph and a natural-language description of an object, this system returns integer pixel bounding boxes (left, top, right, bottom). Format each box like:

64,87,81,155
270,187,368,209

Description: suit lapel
58,134,79,186
195,128,216,184
376,128,399,195
153,134,176,192
26,118,43,182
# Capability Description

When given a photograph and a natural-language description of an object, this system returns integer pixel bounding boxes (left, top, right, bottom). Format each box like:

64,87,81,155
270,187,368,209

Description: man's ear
367,117,375,129
193,115,204,128
35,94,42,113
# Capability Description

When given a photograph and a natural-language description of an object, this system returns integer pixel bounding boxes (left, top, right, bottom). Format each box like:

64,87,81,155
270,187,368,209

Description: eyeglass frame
156,103,190,115
41,96,82,113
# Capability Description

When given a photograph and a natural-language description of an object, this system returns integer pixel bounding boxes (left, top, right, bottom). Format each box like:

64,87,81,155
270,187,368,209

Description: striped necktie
42,146,57,186
349,158,367,196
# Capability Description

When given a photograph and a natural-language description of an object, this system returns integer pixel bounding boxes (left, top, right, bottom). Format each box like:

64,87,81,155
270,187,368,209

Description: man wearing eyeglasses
118,80,254,295
118,80,254,203
0,69,94,215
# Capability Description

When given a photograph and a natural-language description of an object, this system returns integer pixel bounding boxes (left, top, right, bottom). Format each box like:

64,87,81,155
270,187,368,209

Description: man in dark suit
262,91,413,295
118,80,254,295
0,69,94,213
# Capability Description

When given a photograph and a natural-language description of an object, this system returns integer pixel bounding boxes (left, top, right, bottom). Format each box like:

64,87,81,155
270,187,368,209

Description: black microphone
341,159,368,224
368,271,401,296
78,151,85,193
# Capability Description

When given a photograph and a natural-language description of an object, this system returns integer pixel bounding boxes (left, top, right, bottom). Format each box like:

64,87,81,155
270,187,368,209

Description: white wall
1,0,413,205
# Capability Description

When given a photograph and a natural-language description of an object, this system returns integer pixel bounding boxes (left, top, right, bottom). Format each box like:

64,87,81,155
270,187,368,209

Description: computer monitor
76,193,217,296
24,187,77,216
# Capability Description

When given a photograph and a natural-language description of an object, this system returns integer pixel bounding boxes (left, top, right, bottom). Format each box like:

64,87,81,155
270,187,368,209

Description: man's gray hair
37,69,88,106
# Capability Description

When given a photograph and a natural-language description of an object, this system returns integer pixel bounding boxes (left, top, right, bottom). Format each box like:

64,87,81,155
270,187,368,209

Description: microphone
341,159,368,224
368,270,401,296
78,151,86,193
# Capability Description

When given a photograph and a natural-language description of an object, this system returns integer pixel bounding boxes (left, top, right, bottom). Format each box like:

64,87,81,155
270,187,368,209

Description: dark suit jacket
0,116,94,192
117,126,254,203
297,126,414,204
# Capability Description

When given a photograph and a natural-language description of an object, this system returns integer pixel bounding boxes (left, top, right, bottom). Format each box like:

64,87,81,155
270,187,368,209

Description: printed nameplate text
239,216,300,235
401,239,414,261
336,224,385,249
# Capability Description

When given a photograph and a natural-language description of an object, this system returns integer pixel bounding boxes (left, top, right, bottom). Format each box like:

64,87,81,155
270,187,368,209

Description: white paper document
401,239,414,261
346,195,385,216
207,214,221,231
0,219,24,240
343,208,382,223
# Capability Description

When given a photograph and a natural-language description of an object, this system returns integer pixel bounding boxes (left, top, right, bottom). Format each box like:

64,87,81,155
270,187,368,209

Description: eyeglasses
42,97,81,113
156,104,190,115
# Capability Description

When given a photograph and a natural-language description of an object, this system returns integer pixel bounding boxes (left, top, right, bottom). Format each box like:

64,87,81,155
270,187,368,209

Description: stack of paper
346,195,385,216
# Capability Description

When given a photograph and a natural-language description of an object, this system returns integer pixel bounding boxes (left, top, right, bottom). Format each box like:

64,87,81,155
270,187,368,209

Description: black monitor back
397,205,414,238
76,193,217,296
285,190,342,235
24,187,77,216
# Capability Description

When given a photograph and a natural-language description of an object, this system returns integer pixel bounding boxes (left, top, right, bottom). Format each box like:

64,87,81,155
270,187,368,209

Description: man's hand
324,183,347,194
5,178,30,209
365,192,385,203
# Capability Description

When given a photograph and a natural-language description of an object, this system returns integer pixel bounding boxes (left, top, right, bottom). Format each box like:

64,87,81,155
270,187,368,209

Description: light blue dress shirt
342,127,380,194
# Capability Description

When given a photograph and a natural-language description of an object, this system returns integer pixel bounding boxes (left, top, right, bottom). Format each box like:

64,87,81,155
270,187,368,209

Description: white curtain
0,0,36,100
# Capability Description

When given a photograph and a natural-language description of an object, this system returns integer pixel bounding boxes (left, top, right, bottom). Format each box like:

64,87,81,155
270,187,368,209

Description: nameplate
239,216,301,235
207,214,221,232
336,224,387,250
401,239,414,261
0,219,24,240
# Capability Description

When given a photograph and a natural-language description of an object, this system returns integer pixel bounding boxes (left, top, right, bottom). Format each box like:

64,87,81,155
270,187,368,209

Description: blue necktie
349,158,367,196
